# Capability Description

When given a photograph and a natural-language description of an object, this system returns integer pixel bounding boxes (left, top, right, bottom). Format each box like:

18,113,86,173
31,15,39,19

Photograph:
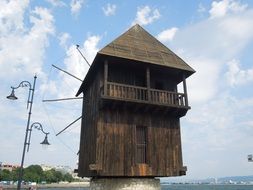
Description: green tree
0,165,74,183
23,165,43,183
11,168,20,181
54,170,63,183
0,169,12,181
43,169,56,183
63,173,73,182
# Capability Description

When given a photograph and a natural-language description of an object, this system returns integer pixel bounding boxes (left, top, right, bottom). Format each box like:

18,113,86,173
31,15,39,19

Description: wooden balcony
100,82,190,116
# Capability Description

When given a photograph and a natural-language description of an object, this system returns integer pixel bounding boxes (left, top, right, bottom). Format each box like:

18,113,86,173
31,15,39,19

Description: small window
136,126,147,163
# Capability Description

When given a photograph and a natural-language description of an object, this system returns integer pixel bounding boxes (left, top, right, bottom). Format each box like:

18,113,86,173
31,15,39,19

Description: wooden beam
43,97,82,102
182,74,188,106
56,116,82,136
76,45,90,67
146,67,151,101
52,64,83,82
104,60,108,96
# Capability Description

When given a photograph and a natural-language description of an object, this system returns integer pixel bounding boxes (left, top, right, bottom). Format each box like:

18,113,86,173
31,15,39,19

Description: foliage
0,169,12,181
0,165,74,183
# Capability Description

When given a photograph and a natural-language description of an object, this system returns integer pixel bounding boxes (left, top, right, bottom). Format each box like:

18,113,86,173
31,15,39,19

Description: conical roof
98,24,195,73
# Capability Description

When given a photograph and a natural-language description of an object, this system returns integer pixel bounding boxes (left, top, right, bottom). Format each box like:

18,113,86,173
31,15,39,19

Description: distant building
55,165,72,174
40,164,54,171
0,163,19,171
40,164,72,173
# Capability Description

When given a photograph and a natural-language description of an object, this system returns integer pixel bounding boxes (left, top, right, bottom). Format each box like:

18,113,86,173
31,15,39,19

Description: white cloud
156,27,178,43
82,35,101,64
170,2,253,104
209,0,248,18
70,0,84,15
102,3,116,16
0,0,29,35
165,0,253,178
30,7,55,36
0,1,68,168
52,35,101,98
58,32,71,49
65,35,101,78
40,35,101,149
46,0,66,7
173,8,253,62
0,5,54,80
185,57,221,104
225,59,253,87
182,91,253,177
132,6,161,26
198,3,206,13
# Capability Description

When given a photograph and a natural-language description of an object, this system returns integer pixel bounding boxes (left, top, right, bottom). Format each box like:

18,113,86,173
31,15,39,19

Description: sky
1,0,253,180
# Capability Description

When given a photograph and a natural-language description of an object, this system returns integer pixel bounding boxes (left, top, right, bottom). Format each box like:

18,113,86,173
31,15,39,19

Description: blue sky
1,0,253,179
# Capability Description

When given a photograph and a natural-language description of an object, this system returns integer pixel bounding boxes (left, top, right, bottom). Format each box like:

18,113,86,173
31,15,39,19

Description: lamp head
248,154,253,162
6,88,18,100
40,134,50,146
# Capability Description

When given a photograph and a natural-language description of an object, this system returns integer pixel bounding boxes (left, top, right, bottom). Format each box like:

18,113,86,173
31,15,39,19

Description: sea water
161,184,253,190
37,184,253,190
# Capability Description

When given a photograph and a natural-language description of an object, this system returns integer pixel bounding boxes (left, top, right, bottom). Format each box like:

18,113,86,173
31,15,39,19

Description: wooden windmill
76,24,195,179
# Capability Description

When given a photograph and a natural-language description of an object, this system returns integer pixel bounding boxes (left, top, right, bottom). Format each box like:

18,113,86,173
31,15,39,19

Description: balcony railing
102,82,188,107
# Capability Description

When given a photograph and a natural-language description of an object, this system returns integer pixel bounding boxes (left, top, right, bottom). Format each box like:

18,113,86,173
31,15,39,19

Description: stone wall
90,178,160,190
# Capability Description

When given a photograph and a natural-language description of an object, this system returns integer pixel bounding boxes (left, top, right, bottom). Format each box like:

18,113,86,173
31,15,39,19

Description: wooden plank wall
95,109,184,177
78,69,102,177
78,62,185,177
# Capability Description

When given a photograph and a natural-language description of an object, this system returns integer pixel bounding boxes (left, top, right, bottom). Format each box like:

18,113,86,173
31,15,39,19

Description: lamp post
6,75,50,190
27,122,50,152
248,154,253,162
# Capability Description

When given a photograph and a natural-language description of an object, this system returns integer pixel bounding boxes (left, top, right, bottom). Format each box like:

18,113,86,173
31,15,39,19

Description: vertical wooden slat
104,61,108,96
183,74,188,106
146,67,151,101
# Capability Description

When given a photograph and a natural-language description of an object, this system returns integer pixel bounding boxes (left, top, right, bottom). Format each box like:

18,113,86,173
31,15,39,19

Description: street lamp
6,75,50,190
248,154,253,162
27,122,50,152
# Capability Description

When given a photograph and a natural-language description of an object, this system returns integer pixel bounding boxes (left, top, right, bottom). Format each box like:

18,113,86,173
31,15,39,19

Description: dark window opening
155,81,164,90
108,64,146,87
136,126,147,164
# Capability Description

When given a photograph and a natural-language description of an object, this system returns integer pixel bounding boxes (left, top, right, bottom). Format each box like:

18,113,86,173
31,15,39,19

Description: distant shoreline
1,183,253,189
0,182,90,189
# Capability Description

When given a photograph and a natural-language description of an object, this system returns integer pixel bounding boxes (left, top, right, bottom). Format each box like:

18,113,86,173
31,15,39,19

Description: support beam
182,74,188,106
52,64,83,82
56,116,82,136
104,61,108,96
43,97,82,102
146,67,151,101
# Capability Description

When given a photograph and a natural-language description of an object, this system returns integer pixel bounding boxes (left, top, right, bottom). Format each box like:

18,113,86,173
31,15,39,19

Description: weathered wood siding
78,68,102,177
94,110,184,177
78,61,187,177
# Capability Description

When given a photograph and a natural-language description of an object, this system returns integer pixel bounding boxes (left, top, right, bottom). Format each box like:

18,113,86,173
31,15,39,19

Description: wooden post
146,67,151,101
104,61,108,96
182,74,188,106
